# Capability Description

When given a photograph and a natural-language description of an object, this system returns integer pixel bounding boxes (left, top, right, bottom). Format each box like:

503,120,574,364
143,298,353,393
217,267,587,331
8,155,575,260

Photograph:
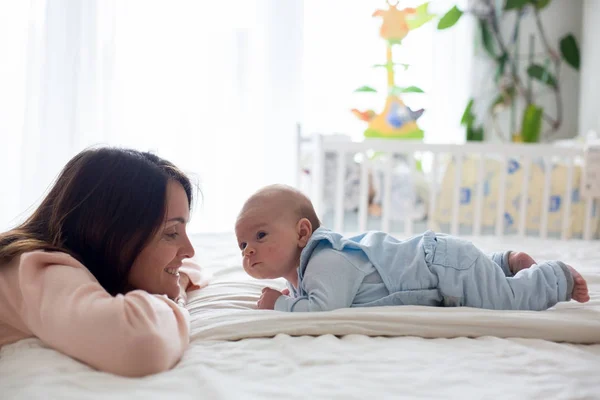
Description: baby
235,184,590,312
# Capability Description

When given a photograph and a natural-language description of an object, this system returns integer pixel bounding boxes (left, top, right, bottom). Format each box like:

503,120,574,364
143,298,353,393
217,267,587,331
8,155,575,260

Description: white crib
297,133,600,241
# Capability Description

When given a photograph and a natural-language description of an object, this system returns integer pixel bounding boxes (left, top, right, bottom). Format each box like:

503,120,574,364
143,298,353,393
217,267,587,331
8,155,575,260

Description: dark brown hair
0,147,192,295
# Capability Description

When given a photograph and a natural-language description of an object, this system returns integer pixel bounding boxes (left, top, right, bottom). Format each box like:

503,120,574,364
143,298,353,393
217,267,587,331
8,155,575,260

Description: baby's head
235,184,320,281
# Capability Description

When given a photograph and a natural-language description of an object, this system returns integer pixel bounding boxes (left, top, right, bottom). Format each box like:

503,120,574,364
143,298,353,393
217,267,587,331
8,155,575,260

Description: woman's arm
18,251,190,377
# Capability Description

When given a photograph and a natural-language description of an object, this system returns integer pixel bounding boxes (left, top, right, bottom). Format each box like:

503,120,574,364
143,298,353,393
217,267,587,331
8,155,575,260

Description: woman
0,148,209,377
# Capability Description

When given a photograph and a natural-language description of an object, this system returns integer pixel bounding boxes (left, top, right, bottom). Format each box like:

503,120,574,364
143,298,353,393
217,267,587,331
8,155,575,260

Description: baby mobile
351,0,433,139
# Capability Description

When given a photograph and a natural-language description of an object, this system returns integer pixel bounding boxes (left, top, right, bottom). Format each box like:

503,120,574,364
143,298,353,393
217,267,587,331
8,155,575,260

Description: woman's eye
165,232,179,239
256,231,267,240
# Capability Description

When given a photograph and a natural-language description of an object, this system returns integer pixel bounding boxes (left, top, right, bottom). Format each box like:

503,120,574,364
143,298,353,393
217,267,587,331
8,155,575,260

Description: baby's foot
508,252,537,274
567,265,590,303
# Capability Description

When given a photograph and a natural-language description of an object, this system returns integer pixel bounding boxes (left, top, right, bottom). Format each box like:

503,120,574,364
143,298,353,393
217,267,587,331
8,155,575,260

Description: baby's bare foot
568,265,590,303
508,252,537,274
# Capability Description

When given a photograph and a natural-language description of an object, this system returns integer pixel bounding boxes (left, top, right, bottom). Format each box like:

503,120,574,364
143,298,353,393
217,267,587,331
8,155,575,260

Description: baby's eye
239,242,247,251
256,231,267,240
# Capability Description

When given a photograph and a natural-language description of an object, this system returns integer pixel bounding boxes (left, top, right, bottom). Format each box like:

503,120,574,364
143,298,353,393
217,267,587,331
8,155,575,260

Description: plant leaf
491,94,505,113
559,34,580,70
467,126,484,141
437,6,463,30
491,86,516,113
495,53,509,82
505,0,529,10
390,86,425,95
479,20,496,58
354,86,378,93
521,104,543,143
529,0,551,9
526,64,557,88
407,2,435,30
461,98,475,126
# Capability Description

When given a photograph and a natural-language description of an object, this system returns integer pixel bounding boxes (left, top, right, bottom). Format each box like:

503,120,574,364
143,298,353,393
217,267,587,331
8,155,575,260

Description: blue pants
423,233,574,310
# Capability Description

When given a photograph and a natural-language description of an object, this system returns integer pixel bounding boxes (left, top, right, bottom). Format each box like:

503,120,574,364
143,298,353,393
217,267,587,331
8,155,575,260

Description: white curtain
0,1,31,233
0,0,302,233
0,0,471,233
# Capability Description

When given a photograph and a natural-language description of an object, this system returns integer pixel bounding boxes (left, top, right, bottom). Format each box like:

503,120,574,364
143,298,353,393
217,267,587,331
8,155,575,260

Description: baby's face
235,207,300,280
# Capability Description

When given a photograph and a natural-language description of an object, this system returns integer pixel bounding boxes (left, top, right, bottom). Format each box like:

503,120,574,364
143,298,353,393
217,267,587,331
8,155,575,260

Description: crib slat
518,157,531,237
405,153,415,237
495,155,508,236
540,157,552,239
358,156,369,233
427,152,438,231
561,157,574,240
334,151,345,232
583,197,594,240
473,154,485,236
381,155,393,233
311,134,325,219
451,154,463,236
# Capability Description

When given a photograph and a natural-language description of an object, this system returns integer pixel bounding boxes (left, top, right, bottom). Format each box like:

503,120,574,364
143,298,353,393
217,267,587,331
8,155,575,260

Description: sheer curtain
0,1,30,233
1,0,471,233
0,0,302,233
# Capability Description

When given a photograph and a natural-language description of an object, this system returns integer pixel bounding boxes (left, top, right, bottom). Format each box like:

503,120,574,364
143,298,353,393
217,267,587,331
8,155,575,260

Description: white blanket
2,233,600,399
189,280,600,344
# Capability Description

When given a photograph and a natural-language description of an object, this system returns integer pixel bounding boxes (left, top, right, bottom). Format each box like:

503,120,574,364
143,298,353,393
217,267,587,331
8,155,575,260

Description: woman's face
128,180,195,299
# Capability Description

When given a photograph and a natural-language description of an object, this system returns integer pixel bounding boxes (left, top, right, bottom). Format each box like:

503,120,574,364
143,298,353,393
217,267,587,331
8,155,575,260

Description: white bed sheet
1,233,600,399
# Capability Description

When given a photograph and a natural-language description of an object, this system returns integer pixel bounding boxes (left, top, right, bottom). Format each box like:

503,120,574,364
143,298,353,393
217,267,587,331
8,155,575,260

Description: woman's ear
296,218,313,248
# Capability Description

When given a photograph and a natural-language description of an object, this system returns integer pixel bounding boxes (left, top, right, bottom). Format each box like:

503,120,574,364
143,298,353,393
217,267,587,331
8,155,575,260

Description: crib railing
302,134,599,241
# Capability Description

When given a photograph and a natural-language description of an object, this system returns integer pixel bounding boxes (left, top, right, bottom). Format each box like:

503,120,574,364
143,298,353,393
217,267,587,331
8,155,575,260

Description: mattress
1,232,599,399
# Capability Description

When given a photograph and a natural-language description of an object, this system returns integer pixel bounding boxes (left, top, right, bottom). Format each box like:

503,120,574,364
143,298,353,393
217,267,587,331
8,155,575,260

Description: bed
2,135,600,399
1,233,599,399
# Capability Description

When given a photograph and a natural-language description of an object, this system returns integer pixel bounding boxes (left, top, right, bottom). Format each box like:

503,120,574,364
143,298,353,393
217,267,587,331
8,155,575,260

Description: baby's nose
243,246,256,256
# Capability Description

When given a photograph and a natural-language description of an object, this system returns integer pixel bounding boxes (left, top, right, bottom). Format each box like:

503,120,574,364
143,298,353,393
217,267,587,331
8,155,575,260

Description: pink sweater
0,251,209,377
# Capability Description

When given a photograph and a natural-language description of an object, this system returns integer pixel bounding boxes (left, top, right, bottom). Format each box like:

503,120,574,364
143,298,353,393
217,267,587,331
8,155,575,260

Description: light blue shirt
274,227,573,312
276,241,389,312
275,227,442,312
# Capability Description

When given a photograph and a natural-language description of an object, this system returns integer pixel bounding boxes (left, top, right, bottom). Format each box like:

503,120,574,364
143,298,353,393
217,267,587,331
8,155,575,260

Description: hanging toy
352,1,432,140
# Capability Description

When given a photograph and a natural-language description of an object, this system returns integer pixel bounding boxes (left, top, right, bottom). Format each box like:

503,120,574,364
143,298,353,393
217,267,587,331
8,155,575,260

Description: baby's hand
567,265,590,303
258,287,285,310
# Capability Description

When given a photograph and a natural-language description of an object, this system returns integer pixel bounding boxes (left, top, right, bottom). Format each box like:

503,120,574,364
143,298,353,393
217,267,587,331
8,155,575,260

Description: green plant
437,0,580,142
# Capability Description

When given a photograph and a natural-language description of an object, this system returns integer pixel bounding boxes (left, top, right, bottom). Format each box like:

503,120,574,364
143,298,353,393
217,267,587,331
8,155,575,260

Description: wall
578,0,600,136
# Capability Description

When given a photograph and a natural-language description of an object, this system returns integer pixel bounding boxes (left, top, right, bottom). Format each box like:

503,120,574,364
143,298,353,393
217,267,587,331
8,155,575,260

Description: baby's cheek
266,245,282,260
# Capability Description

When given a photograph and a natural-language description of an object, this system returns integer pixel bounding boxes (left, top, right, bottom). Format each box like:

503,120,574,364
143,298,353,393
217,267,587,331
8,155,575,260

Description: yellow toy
352,1,432,139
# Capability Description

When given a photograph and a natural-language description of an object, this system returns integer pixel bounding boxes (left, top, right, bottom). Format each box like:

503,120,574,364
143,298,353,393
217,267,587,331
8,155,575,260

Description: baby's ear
296,218,313,248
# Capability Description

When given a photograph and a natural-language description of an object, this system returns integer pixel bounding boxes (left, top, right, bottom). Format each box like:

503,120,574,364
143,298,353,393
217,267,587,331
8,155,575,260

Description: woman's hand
175,273,191,307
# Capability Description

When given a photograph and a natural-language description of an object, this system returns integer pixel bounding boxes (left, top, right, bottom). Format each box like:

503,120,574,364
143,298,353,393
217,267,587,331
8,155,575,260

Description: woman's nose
180,234,195,259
